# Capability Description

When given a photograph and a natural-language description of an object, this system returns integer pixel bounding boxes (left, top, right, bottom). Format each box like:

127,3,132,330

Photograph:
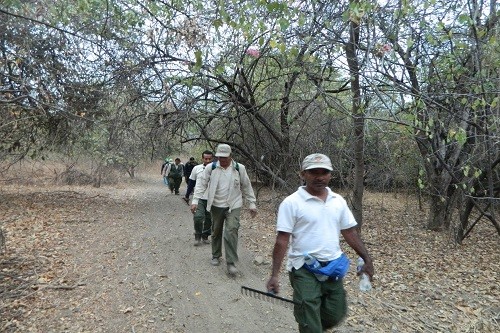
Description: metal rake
241,286,298,308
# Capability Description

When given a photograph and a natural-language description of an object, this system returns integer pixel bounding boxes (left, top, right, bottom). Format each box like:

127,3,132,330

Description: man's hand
190,204,197,214
249,208,257,218
359,258,375,280
266,276,280,294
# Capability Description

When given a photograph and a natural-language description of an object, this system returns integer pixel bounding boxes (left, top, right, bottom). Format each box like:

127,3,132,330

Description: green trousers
193,199,211,240
168,176,182,194
289,267,347,333
210,206,241,264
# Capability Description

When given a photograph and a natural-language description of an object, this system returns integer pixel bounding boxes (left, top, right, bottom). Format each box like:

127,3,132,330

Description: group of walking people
162,145,374,333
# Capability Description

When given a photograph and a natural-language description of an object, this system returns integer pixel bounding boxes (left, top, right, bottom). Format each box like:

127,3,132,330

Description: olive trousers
209,206,241,264
289,267,347,333
193,199,211,240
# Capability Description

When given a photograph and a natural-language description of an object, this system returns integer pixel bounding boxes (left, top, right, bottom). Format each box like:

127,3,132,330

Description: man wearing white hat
266,153,374,332
191,144,257,275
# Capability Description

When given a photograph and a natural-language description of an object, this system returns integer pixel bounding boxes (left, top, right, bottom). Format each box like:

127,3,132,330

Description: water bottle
357,257,372,292
304,253,328,282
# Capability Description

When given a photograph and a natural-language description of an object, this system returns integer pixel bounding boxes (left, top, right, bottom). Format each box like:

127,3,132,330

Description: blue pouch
304,253,350,280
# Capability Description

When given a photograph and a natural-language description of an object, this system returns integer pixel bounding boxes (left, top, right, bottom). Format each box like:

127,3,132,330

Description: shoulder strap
212,161,240,173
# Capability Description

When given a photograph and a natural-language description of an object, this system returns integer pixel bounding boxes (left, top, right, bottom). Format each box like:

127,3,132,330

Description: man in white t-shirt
266,153,374,332
188,150,214,246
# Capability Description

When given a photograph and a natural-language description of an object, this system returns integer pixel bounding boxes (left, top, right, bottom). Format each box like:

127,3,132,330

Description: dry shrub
54,169,93,185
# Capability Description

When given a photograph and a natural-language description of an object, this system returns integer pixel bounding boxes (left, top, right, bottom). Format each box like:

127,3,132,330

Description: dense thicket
1,0,498,242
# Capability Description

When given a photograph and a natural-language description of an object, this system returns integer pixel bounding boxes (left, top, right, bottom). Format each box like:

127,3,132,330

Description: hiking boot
227,263,238,275
182,197,189,204
211,257,220,266
194,239,202,246
202,238,210,244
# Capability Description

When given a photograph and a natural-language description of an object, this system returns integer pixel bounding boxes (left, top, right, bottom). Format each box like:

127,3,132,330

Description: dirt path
3,166,499,332
43,171,295,332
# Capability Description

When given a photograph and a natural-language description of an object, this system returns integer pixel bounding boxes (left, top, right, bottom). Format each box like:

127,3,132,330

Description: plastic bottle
304,253,328,282
357,257,372,292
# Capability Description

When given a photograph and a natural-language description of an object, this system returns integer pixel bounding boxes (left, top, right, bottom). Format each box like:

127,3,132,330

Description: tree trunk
425,169,456,230
345,2,365,228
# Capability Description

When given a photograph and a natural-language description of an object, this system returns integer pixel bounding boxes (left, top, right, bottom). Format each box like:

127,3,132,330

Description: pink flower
246,48,260,58
382,44,392,53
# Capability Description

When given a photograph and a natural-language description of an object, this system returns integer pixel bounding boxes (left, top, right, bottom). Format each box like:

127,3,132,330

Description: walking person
160,158,171,186
266,153,374,333
182,157,198,203
163,158,184,195
191,144,257,275
184,157,197,185
187,150,214,245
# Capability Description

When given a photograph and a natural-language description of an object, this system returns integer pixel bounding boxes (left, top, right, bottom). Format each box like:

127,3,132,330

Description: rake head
241,286,298,308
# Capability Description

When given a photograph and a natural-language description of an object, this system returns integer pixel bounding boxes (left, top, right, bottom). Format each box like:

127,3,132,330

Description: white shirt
190,164,208,200
189,164,205,182
276,186,357,272
212,166,233,208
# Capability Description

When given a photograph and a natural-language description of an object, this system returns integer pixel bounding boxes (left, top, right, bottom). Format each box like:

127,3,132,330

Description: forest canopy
1,0,498,242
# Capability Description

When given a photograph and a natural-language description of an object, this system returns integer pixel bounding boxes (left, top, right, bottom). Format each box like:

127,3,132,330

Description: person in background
163,158,184,195
160,158,171,186
182,157,198,203
266,153,374,333
187,150,214,245
191,144,257,275
184,157,197,184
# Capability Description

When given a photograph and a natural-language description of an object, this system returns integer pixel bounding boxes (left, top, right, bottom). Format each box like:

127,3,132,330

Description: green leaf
193,50,202,72
213,19,223,29
279,18,290,31
491,97,498,108
463,165,470,177
458,14,471,25
215,65,224,75
455,128,467,146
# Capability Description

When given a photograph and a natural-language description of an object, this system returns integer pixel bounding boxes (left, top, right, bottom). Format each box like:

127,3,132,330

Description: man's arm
239,165,257,216
341,227,374,279
190,166,210,212
266,231,290,294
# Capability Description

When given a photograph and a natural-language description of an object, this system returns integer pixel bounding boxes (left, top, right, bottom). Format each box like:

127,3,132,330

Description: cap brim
215,153,230,157
303,164,333,171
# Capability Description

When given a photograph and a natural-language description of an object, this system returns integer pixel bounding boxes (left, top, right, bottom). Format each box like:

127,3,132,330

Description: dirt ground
1,163,499,332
